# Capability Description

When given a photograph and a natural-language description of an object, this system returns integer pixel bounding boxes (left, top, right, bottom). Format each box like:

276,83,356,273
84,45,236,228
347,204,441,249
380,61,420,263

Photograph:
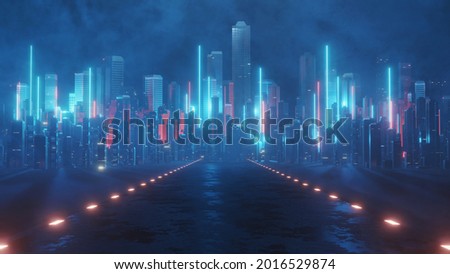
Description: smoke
0,0,449,106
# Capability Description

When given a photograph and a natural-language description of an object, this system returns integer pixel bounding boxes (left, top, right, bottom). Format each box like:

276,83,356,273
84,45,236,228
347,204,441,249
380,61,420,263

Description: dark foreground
0,161,449,253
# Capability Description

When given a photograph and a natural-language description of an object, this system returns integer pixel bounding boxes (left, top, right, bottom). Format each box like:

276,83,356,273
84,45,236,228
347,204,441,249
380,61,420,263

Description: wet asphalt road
1,160,449,253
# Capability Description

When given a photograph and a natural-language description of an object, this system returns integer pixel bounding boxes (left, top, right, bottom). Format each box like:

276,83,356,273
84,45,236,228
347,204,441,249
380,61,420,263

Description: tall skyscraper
415,81,426,100
103,56,124,107
44,74,57,114
232,21,251,118
299,52,316,119
207,51,223,113
398,63,412,102
144,75,163,113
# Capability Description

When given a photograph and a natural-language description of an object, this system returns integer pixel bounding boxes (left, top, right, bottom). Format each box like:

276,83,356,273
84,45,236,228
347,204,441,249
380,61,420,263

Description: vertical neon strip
36,76,40,120
188,81,191,111
29,45,33,115
243,105,246,120
371,104,374,119
88,67,92,119
316,81,320,122
259,67,262,132
16,82,20,120
396,113,400,134
388,67,393,129
325,45,329,109
198,45,201,117
93,100,97,118
207,76,211,117
351,85,355,119
336,76,340,120
313,93,316,136
185,93,188,113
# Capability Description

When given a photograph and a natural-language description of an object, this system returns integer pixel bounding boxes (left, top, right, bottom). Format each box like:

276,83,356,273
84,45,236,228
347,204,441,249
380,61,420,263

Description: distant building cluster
0,21,449,170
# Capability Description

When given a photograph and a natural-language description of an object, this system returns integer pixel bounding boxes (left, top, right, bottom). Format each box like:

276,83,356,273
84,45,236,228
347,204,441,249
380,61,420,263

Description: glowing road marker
169,171,173,174
302,183,309,187
111,194,120,199
128,188,135,192
281,173,285,176
351,204,363,210
384,219,401,226
293,179,299,182
314,188,321,192
276,171,280,174
98,165,105,171
329,195,338,199
86,204,98,210
150,179,155,182
0,244,8,250
164,173,168,176
286,176,291,179
49,219,65,226
441,245,450,251
140,183,147,187
158,176,163,179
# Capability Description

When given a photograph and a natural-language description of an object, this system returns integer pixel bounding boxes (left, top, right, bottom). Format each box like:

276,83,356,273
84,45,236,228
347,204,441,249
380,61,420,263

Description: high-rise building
415,81,426,100
232,21,251,118
44,74,57,114
144,75,163,113
103,56,124,107
16,82,29,120
398,63,412,103
299,52,316,119
207,51,223,113
167,81,181,111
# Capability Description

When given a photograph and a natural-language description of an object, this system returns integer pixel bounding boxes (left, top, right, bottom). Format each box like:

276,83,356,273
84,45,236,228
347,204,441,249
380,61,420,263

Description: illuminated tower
44,74,57,114
299,52,316,119
415,81,426,100
103,56,124,106
144,75,163,113
398,63,412,103
207,51,223,113
167,81,181,111
16,82,29,120
232,21,251,118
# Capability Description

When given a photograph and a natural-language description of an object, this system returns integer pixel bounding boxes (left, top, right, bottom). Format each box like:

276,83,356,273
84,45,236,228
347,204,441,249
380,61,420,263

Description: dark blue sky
1,0,449,102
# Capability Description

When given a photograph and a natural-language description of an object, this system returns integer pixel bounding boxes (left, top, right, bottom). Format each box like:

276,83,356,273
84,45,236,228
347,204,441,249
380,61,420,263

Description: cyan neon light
29,45,33,115
388,67,393,129
36,76,40,120
325,45,329,109
259,67,262,132
88,67,92,119
198,45,202,117
207,76,211,117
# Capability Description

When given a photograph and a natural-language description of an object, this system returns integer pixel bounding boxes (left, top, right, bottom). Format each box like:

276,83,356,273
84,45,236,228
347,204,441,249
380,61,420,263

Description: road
0,160,449,253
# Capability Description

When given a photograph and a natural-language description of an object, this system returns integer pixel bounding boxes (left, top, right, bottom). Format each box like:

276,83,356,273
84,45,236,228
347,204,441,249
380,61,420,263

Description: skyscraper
415,81,426,100
103,56,124,107
299,52,316,119
232,21,251,118
144,75,163,113
207,51,223,113
44,74,57,114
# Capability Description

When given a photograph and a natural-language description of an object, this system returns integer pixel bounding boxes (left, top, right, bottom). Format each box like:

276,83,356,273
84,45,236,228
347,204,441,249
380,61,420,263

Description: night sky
1,0,449,105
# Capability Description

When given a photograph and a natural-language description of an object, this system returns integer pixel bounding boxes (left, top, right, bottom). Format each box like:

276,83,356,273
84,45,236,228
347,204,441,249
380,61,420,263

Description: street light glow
49,219,65,226
384,219,401,226
86,204,98,210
